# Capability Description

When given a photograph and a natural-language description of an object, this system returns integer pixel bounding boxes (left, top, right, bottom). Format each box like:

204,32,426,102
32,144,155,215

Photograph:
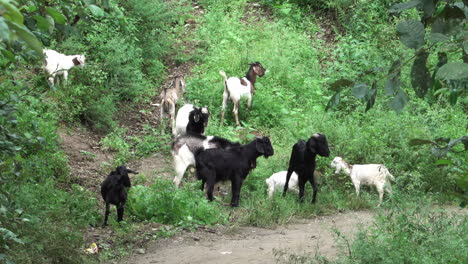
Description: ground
121,211,373,264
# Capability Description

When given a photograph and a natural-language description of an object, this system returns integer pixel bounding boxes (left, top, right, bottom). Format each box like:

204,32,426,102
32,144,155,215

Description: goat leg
310,175,318,203
117,204,124,222
230,177,243,207
283,169,294,197
103,202,110,227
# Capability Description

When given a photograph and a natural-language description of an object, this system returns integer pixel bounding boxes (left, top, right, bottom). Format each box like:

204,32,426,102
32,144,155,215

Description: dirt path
122,210,373,264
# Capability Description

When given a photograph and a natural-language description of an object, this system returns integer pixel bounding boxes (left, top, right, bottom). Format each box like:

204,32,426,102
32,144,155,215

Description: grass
1,0,465,262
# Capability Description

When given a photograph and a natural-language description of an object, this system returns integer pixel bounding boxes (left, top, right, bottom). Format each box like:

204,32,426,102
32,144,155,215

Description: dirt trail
122,211,373,264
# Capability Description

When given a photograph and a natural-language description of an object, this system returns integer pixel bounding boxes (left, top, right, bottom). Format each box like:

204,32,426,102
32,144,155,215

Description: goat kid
101,166,138,226
157,76,186,135
283,133,330,203
330,156,394,205
171,134,240,187
43,49,85,85
220,62,266,126
174,104,210,136
195,136,274,207
266,170,322,198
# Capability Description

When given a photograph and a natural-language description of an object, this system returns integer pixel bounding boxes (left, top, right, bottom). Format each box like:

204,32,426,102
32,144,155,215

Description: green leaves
411,52,431,98
0,17,9,41
0,1,43,57
389,88,408,112
389,0,420,13
396,20,425,49
352,83,368,99
0,0,24,24
5,20,43,56
427,33,450,43
436,62,468,81
46,7,67,25
385,60,401,96
365,82,377,112
329,78,353,92
87,4,105,17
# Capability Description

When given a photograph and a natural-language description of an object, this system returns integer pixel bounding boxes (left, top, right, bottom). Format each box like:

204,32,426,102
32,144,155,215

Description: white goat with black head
43,49,85,85
174,104,210,136
330,156,395,206
219,62,266,126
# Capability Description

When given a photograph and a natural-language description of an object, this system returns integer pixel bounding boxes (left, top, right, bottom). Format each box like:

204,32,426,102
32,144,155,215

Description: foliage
409,135,468,205
127,180,228,228
342,202,467,263
272,198,467,264
326,0,468,112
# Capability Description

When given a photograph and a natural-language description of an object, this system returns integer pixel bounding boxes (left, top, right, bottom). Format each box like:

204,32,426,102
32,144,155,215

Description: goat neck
245,67,257,94
242,141,263,167
341,159,352,175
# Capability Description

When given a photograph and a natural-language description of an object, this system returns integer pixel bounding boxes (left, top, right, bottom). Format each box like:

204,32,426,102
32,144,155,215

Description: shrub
127,180,228,227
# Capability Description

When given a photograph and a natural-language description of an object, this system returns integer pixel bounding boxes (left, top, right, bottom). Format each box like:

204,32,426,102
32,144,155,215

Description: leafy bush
343,202,467,263
127,180,228,227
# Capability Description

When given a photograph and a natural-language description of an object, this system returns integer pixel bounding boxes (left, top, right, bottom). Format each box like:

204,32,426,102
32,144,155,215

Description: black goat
101,166,138,226
195,136,274,207
172,133,240,187
283,133,330,203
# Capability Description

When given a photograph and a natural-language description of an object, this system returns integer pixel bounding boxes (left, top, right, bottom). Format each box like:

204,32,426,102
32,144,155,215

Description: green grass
1,0,466,262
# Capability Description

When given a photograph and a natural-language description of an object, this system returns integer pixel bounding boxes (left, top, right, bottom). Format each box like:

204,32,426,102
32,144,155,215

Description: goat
283,133,330,203
171,134,240,187
220,62,266,126
158,76,186,135
330,156,395,206
43,49,85,85
266,170,322,198
266,171,299,198
174,104,210,136
195,136,274,207
100,166,138,226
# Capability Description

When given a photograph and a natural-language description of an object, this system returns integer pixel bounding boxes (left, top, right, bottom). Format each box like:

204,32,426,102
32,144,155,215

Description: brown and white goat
156,76,186,134
219,62,266,126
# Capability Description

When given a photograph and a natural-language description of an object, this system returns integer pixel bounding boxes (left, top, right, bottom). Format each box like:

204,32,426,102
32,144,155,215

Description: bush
127,180,228,227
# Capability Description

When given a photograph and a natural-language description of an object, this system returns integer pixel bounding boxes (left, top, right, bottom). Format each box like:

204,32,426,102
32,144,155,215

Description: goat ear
72,57,81,66
255,139,265,154
307,138,317,154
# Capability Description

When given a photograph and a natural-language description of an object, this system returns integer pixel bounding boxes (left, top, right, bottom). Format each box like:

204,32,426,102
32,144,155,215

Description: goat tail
219,70,228,82
219,70,230,98
379,166,395,182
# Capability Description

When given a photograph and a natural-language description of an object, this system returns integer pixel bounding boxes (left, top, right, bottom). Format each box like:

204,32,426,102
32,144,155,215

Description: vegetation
1,0,466,263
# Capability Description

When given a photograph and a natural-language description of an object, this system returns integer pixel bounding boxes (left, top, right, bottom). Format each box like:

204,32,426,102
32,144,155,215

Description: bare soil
121,211,373,264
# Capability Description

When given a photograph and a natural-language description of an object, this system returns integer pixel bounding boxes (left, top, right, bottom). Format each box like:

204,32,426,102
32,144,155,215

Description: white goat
266,171,299,198
330,156,395,205
43,49,85,85
220,62,266,126
157,76,186,135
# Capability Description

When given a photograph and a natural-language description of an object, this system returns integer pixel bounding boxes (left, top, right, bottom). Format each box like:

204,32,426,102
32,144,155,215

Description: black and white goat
171,134,240,187
100,166,138,226
174,104,210,136
43,49,85,85
220,62,266,126
195,137,274,207
283,133,330,203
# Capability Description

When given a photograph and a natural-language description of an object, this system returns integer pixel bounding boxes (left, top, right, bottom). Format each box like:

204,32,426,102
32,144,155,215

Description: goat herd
40,50,394,226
